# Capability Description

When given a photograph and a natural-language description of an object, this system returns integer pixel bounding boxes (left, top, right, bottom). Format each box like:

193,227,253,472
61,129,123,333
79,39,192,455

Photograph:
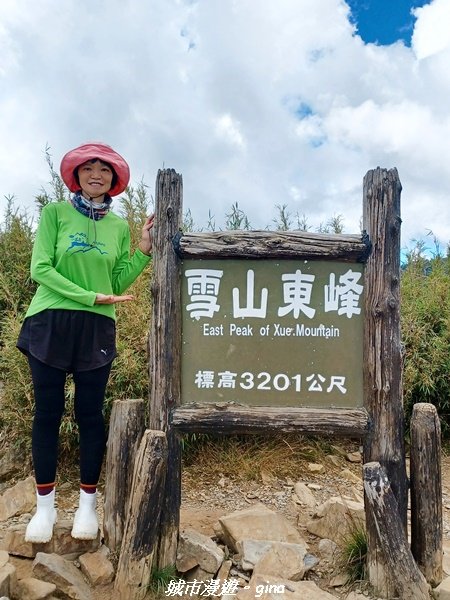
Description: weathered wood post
148,168,183,568
363,462,430,600
410,402,443,586
362,168,408,595
114,430,168,599
103,399,146,551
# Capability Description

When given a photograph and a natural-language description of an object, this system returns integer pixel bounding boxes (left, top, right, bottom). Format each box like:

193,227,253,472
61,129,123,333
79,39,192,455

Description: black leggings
28,354,112,485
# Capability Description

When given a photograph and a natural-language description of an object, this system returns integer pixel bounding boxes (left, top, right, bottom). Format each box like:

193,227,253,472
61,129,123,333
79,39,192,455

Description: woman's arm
112,215,154,295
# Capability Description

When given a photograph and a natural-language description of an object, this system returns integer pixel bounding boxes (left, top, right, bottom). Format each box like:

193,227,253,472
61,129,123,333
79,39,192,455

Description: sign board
181,259,364,408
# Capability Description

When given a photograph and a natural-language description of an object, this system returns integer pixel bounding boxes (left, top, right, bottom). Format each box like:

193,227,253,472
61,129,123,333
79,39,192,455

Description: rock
4,521,100,559
329,572,349,587
217,504,305,553
183,565,214,584
443,540,450,576
237,539,309,575
216,559,232,582
304,553,319,570
318,539,338,562
52,521,100,559
260,470,277,485
236,574,337,599
237,540,275,571
176,529,224,574
349,488,364,504
434,576,450,599
0,563,16,598
2,525,35,558
345,593,368,600
307,463,325,474
0,445,28,481
11,576,57,600
0,553,8,570
346,451,361,463
78,550,114,586
293,482,316,508
326,455,341,467
306,497,365,544
252,542,310,581
0,477,35,521
32,552,93,600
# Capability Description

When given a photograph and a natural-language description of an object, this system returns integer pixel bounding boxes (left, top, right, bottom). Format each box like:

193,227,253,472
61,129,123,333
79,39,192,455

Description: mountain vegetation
0,163,449,463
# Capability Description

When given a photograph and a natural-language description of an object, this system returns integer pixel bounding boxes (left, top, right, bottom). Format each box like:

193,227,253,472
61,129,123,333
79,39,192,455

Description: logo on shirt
65,233,108,255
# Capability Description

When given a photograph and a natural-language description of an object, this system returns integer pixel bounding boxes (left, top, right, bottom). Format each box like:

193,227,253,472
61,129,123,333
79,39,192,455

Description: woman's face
77,159,114,202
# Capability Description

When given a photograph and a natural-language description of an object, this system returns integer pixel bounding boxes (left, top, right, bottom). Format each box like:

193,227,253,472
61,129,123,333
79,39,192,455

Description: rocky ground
1,440,450,599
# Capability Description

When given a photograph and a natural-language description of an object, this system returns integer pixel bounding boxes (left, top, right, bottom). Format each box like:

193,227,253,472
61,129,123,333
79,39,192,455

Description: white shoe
71,489,99,540
25,489,57,543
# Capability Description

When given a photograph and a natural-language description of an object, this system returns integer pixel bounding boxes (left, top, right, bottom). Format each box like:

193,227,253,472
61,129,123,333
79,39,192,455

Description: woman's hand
95,293,134,304
138,214,155,256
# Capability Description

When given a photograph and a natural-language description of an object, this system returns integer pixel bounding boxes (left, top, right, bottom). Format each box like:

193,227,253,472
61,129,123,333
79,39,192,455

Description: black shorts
17,309,117,372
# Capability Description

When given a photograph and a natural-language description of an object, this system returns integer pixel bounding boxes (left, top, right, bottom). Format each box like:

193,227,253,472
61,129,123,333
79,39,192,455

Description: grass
147,564,179,598
340,525,368,583
182,433,358,482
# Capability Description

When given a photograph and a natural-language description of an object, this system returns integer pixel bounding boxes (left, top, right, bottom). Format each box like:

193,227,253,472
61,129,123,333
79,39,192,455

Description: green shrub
0,198,35,317
401,252,450,435
0,202,36,457
1,154,450,474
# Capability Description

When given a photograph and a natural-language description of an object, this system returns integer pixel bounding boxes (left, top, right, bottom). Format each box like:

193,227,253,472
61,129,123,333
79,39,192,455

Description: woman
17,142,154,543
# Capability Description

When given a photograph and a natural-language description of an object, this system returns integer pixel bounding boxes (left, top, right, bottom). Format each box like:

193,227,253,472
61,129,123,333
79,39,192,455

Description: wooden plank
175,230,370,261
114,430,168,600
148,168,183,568
363,462,430,600
362,167,408,596
103,399,146,552
172,405,370,437
410,403,443,586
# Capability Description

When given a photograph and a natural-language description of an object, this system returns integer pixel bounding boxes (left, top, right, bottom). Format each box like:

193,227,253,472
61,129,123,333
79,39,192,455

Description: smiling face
76,159,115,203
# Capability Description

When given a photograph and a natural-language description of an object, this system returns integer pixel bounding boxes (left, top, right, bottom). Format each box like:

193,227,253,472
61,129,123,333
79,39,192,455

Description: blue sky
347,0,431,45
0,0,450,251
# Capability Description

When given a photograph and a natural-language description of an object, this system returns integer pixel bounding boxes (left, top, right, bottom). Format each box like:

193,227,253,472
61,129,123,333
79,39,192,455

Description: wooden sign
181,259,364,408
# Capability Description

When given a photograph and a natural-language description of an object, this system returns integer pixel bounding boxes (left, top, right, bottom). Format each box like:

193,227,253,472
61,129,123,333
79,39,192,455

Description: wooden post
363,462,430,600
362,167,408,595
410,403,443,586
103,399,146,552
114,430,168,600
148,168,183,568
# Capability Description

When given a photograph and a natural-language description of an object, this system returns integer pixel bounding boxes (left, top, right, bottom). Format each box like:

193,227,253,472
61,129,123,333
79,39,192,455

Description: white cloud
214,114,246,149
412,0,450,59
0,0,449,252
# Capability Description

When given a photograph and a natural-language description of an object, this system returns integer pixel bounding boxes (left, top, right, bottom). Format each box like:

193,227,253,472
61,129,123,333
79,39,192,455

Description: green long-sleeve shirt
26,201,151,320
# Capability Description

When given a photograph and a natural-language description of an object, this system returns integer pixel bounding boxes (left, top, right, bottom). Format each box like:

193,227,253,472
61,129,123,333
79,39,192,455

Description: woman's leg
71,362,111,540
28,354,66,486
26,354,65,543
72,362,112,487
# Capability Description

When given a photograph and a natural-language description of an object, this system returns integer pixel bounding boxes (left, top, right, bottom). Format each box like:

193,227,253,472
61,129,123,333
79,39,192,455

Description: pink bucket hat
60,142,130,197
